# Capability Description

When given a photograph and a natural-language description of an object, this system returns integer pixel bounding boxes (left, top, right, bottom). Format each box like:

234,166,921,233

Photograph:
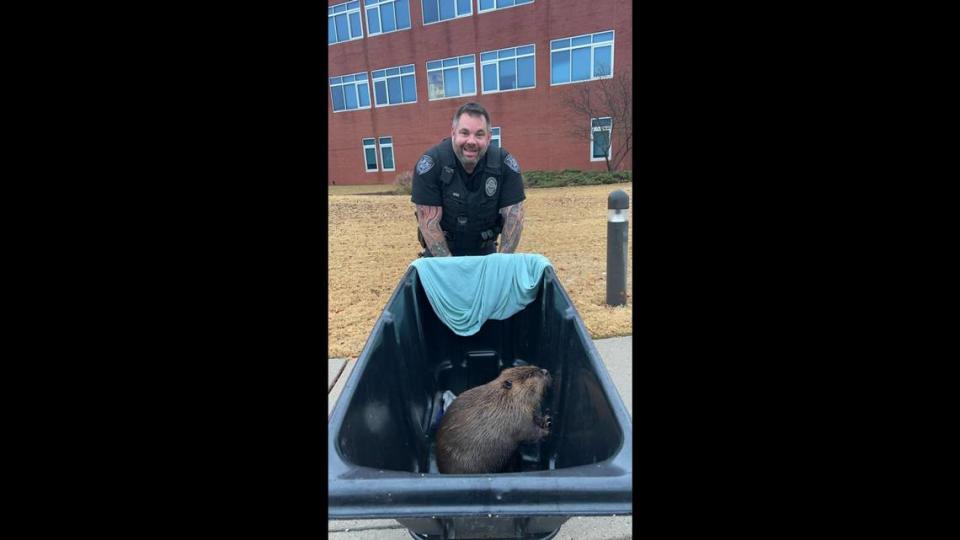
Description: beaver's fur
436,365,552,474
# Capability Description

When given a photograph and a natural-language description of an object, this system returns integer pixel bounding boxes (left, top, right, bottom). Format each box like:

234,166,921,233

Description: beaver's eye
502,380,512,389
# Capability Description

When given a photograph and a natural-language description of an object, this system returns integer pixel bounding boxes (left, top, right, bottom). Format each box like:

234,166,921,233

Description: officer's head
450,102,491,169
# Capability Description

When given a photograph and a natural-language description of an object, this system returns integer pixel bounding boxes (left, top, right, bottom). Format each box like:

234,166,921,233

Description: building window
363,138,379,172
364,0,411,36
550,30,614,85
330,72,372,112
478,0,533,13
480,44,535,93
591,118,612,161
329,1,364,45
422,0,472,25
362,137,395,171
426,55,476,100
490,127,501,149
379,137,396,171
371,65,417,107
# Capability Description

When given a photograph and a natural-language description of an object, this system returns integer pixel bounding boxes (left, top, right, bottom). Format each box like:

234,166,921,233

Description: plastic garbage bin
328,264,632,539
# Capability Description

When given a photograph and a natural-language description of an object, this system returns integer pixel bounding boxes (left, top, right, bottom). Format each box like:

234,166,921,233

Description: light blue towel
410,253,553,336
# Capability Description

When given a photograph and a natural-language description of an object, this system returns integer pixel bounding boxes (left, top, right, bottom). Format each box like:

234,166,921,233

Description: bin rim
329,474,633,519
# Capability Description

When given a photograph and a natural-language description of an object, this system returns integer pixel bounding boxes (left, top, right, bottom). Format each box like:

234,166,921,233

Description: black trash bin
328,264,632,539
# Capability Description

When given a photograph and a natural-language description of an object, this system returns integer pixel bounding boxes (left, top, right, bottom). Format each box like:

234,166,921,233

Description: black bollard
606,189,629,306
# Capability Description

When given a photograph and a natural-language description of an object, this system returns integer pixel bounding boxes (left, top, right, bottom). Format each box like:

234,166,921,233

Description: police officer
411,102,526,257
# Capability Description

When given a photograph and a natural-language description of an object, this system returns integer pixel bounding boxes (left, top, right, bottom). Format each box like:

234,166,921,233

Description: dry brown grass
328,184,396,195
328,183,633,359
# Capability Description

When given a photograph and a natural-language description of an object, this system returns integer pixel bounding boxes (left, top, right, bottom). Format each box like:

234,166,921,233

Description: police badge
416,155,435,175
504,153,520,173
485,177,497,197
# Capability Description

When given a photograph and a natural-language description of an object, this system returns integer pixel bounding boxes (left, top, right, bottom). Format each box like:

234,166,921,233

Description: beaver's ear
502,380,512,389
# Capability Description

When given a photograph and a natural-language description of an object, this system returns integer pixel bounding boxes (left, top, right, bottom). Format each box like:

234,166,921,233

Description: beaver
435,365,553,474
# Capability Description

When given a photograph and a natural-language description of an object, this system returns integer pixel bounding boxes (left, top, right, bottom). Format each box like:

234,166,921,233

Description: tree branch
560,69,633,171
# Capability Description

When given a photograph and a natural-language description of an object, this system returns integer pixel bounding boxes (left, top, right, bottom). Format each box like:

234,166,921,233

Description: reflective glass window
549,30,616,85
427,55,476,100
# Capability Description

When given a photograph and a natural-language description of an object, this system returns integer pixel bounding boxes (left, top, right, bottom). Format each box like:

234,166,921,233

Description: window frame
328,1,365,45
426,54,477,101
378,136,396,172
590,117,613,162
490,126,501,149
362,138,379,172
480,44,536,94
549,30,616,86
371,64,418,108
330,72,372,113
363,0,412,38
421,0,473,27
477,0,534,15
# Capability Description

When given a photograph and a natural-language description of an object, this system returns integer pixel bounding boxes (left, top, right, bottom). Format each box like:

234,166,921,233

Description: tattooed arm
498,201,524,253
416,204,451,257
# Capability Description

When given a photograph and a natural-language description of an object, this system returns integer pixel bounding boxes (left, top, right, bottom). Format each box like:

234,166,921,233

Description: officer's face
451,113,491,168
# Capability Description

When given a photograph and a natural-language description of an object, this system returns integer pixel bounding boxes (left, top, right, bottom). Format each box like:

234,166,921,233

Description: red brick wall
328,0,632,185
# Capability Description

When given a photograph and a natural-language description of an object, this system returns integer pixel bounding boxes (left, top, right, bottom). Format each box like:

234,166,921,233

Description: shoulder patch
416,155,435,175
504,153,520,173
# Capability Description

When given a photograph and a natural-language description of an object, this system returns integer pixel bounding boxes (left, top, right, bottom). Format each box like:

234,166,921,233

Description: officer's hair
452,102,491,131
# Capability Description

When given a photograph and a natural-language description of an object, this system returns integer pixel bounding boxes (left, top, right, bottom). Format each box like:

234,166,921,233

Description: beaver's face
497,365,551,403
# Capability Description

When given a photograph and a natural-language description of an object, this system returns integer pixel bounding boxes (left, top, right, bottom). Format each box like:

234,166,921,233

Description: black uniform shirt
411,142,526,210
459,153,487,192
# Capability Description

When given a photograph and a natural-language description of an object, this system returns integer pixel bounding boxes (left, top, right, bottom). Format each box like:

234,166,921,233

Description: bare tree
561,68,632,171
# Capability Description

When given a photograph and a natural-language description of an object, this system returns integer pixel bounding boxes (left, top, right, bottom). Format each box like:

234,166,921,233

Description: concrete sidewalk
328,335,633,539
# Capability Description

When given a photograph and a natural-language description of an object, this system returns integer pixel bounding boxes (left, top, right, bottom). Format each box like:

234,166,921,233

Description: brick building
328,0,632,185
